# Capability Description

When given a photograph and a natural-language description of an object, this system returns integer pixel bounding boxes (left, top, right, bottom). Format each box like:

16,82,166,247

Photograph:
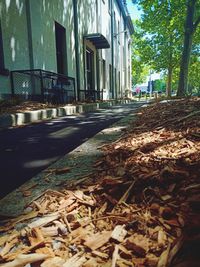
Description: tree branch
193,16,200,32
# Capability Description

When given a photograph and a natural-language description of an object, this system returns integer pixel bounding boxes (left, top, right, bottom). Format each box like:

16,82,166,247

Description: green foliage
131,20,150,86
153,79,166,92
131,0,200,96
189,56,200,91
132,0,185,70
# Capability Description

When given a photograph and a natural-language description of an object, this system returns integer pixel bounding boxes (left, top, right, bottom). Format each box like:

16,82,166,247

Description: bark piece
0,253,49,267
157,244,170,267
28,227,44,246
157,230,167,246
111,245,119,267
0,237,18,257
28,213,59,228
111,225,127,243
91,250,109,259
118,245,132,259
125,234,149,257
63,252,87,267
41,226,58,237
84,231,111,250
41,257,65,267
118,181,135,204
83,258,101,267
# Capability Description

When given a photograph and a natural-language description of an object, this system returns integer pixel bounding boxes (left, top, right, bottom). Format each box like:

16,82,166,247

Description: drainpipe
110,0,115,99
26,0,34,69
96,0,100,100
26,0,36,98
73,0,80,101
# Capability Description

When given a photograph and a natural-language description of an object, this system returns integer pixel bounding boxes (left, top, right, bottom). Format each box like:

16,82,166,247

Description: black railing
10,69,76,104
79,89,103,101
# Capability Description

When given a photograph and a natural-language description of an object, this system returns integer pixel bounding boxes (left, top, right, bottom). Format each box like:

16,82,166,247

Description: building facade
0,0,133,102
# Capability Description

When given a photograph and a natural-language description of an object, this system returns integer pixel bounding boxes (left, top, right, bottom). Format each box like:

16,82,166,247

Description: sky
126,0,143,20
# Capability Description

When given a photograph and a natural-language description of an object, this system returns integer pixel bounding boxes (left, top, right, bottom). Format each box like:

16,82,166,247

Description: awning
84,33,110,49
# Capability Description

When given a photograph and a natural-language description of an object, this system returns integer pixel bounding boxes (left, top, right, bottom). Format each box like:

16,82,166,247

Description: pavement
0,100,146,217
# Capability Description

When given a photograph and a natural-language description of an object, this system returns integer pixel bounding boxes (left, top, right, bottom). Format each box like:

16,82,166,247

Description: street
0,103,143,199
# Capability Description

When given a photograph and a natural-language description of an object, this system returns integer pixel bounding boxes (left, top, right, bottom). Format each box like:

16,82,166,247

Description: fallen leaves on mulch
0,98,199,267
0,101,60,115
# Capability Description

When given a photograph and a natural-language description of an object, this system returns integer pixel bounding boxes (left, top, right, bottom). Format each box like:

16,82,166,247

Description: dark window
86,47,94,91
115,68,117,93
114,12,116,34
55,22,67,75
0,21,9,75
118,21,120,44
109,64,112,92
102,59,106,89
118,71,120,94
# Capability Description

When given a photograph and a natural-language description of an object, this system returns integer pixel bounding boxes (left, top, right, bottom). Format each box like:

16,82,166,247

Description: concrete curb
0,99,134,129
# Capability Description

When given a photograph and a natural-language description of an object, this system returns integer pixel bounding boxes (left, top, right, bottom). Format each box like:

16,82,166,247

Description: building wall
77,0,97,91
0,0,30,95
0,0,133,100
29,0,76,77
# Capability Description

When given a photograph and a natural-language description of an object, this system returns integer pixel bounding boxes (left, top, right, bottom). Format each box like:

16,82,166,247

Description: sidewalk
0,102,144,216
0,99,134,129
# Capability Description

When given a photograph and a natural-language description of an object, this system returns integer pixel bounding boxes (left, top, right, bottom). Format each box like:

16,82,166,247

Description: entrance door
86,48,94,92
55,22,67,74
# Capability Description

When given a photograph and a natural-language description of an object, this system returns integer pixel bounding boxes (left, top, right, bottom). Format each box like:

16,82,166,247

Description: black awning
84,33,110,49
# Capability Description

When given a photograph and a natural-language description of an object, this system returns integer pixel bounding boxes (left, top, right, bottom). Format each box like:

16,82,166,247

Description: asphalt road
0,102,143,199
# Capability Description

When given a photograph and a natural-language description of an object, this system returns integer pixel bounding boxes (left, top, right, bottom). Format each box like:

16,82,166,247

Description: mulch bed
0,101,63,115
0,98,199,266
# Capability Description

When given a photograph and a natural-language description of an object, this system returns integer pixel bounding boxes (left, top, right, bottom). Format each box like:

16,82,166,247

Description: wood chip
0,253,49,267
84,231,111,250
111,225,127,243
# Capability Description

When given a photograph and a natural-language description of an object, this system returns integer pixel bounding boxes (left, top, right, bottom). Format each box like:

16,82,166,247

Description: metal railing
10,69,76,104
79,89,103,101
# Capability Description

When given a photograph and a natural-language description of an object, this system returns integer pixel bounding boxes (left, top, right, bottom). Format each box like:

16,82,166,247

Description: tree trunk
177,0,196,97
166,67,172,97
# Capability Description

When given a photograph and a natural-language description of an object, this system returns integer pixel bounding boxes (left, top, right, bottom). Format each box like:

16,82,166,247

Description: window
86,47,94,91
118,21,120,44
0,21,9,75
115,68,117,94
55,22,67,75
102,59,106,89
109,64,112,92
118,71,120,95
114,12,116,35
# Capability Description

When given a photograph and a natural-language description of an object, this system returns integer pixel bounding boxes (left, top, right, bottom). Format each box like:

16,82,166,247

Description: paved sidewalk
0,102,146,217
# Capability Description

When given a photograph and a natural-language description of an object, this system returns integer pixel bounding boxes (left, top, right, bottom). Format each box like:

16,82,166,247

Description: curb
0,99,134,129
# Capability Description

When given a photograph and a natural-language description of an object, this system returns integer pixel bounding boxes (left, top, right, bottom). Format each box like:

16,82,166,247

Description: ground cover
0,98,199,266
0,99,66,115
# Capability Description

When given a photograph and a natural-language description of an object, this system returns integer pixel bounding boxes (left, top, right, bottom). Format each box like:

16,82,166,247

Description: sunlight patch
24,157,58,168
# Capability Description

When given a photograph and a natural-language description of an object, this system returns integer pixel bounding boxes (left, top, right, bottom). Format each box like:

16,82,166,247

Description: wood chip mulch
0,98,199,267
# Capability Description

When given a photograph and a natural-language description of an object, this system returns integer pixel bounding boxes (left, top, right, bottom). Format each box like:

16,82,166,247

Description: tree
132,0,185,97
177,0,200,96
131,21,150,87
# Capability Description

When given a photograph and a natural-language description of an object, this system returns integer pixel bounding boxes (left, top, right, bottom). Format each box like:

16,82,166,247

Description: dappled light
23,157,58,168
0,98,199,265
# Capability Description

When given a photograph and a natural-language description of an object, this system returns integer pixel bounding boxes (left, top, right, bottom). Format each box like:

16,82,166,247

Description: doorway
86,47,94,92
55,22,67,74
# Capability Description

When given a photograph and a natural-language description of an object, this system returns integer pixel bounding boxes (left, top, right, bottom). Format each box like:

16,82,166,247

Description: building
0,0,134,102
